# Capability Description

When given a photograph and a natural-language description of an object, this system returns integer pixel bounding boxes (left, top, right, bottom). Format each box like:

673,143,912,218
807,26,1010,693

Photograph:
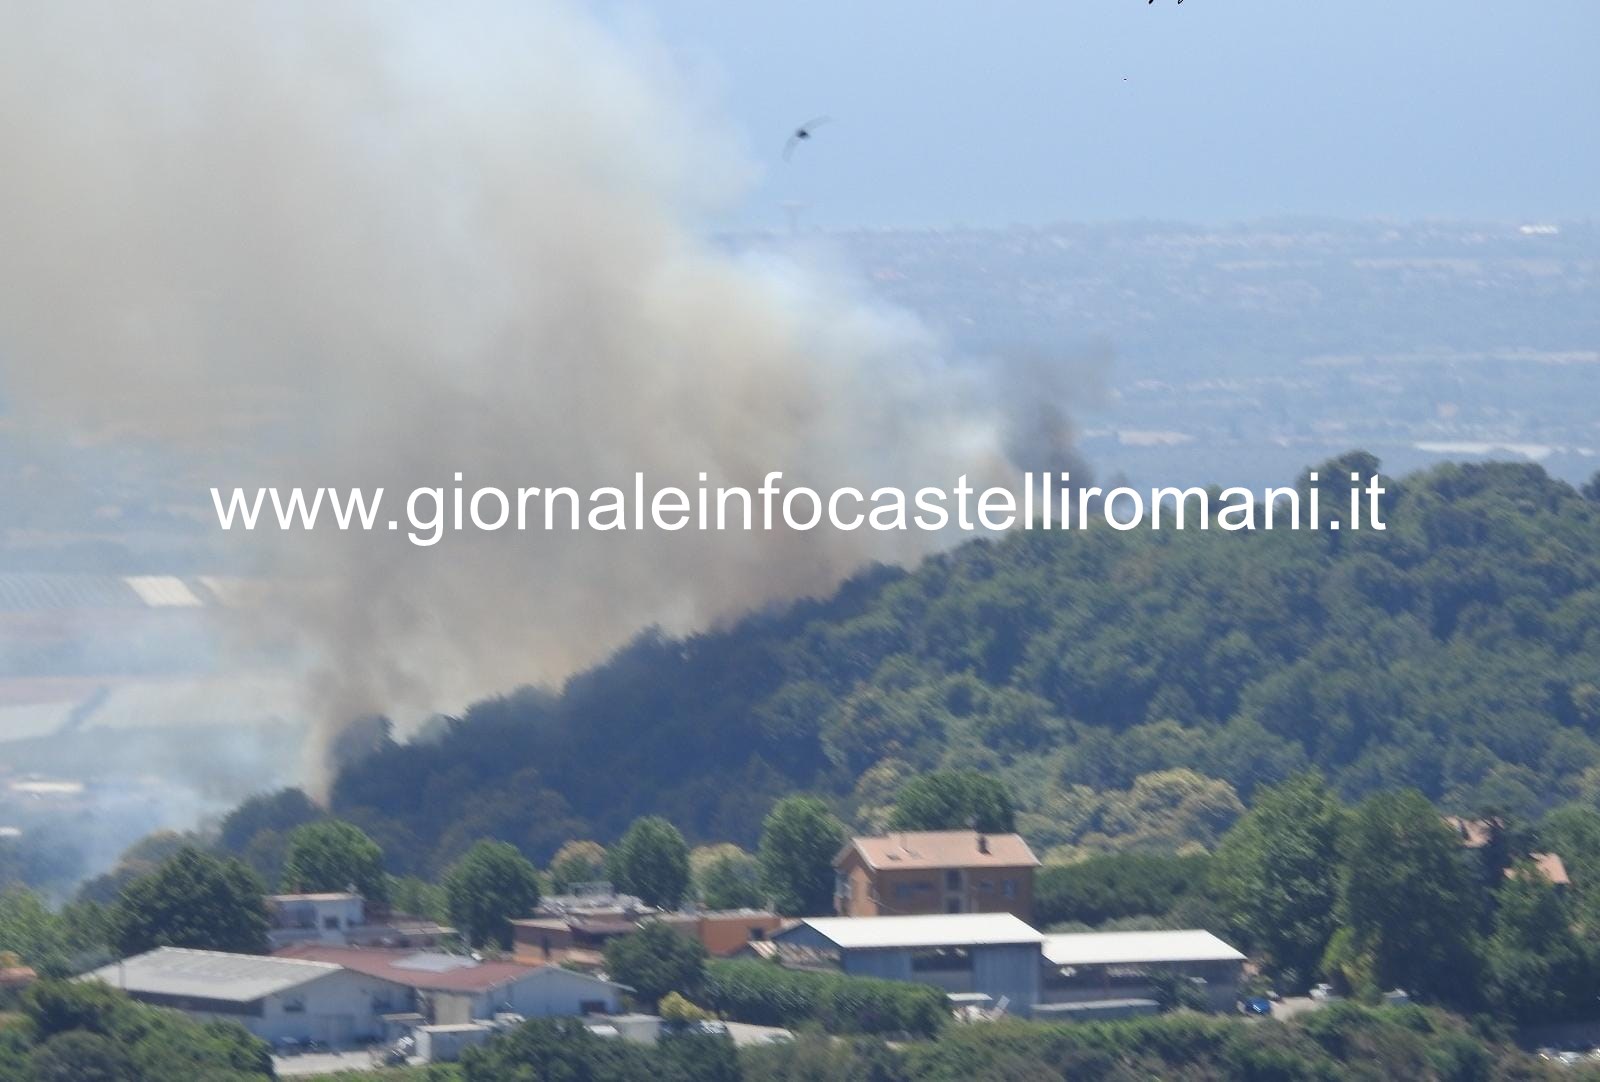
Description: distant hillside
329,456,1600,876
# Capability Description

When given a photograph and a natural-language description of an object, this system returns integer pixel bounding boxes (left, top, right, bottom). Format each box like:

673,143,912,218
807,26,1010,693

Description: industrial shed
773,913,1044,1014
1038,929,1246,1014
83,948,407,1045
277,945,627,1025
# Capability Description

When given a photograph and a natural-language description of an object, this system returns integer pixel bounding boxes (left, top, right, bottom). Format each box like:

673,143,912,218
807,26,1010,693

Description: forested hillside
326,456,1600,876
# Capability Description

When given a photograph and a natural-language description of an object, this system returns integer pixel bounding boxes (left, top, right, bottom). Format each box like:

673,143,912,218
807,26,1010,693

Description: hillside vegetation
325,456,1600,874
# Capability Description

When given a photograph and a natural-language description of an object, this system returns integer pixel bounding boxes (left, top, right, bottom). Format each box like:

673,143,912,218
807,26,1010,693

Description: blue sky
610,0,1599,229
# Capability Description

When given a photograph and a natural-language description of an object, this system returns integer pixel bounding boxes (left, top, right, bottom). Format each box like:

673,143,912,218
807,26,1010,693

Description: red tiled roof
274,945,542,993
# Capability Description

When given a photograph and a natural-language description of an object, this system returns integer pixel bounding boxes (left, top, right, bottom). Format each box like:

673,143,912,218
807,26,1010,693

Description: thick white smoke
0,2,1028,789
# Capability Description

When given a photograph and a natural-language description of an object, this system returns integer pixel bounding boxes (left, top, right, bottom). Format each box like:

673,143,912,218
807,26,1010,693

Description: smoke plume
0,2,1042,790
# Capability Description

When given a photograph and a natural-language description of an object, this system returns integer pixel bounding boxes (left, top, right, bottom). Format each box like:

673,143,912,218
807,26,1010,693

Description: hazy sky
614,0,1599,229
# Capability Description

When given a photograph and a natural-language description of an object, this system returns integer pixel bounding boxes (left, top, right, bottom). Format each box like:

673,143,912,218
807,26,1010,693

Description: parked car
272,1037,303,1057
1240,997,1273,1016
1309,983,1336,1002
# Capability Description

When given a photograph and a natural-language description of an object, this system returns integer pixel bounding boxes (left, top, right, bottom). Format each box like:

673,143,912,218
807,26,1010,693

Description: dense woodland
315,456,1600,874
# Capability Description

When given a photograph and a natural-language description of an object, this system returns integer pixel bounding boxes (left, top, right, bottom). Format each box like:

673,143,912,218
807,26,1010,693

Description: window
1002,879,1017,899
978,880,994,892
323,915,341,930
911,947,972,972
945,870,962,891
749,927,766,941
579,999,608,1015
282,996,305,1014
946,898,962,913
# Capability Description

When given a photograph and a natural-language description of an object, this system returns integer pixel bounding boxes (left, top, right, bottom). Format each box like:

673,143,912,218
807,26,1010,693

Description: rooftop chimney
977,834,989,854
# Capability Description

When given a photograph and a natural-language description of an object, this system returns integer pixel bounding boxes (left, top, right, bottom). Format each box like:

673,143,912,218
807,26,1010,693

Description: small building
773,913,1044,1014
653,910,787,957
414,1022,497,1062
1038,930,1246,1015
1443,816,1569,888
267,892,454,950
834,831,1040,921
83,947,407,1045
277,945,626,1025
510,915,640,970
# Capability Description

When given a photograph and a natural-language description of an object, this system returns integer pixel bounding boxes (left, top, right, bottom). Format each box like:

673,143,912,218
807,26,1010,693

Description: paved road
272,1049,387,1076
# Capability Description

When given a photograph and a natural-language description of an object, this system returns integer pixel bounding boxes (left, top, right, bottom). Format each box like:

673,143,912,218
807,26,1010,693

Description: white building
1038,929,1247,1015
772,913,1045,1013
84,947,409,1045
276,945,628,1025
266,892,453,950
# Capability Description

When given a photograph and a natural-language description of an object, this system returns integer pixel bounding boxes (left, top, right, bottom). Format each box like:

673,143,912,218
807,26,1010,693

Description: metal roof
1042,930,1246,967
787,913,1044,950
85,948,341,1003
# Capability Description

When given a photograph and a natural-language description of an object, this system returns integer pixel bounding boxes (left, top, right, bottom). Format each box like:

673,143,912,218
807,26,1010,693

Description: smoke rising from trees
0,2,1071,789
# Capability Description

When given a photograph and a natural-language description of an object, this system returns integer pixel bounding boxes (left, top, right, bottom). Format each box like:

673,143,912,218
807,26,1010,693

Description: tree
110,848,268,956
692,845,764,910
1208,774,1344,985
280,820,389,902
608,818,690,910
28,1032,136,1082
549,840,608,894
218,788,321,855
603,922,706,1008
1482,864,1595,1022
444,840,541,949
887,771,1015,833
758,796,846,916
1334,790,1481,1002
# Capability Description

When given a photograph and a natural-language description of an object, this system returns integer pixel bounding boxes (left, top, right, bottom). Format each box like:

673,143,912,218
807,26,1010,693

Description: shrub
701,959,946,1038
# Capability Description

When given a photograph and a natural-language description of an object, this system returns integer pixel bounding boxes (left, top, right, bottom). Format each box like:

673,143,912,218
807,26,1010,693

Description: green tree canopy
887,771,1015,834
1482,864,1596,1022
608,817,691,910
279,819,388,902
217,789,321,852
109,848,268,957
603,922,707,1009
548,840,608,894
28,1031,136,1082
444,839,542,949
758,796,846,916
1334,790,1481,1001
1209,773,1344,986
692,845,765,910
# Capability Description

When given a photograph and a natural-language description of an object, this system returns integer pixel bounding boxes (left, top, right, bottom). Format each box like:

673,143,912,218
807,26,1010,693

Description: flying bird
783,116,832,161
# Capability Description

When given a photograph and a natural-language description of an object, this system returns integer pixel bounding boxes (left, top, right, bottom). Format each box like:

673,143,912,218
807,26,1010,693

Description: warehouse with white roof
84,947,409,1045
1038,930,1246,1015
772,913,1046,1013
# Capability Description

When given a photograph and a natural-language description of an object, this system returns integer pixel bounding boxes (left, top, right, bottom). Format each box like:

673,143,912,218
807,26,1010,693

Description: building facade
773,913,1044,1014
84,947,407,1046
834,831,1040,921
1037,930,1246,1015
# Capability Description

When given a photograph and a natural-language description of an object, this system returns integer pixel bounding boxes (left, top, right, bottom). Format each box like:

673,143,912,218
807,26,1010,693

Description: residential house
834,831,1040,920
83,947,407,1045
772,913,1045,1014
1443,816,1570,888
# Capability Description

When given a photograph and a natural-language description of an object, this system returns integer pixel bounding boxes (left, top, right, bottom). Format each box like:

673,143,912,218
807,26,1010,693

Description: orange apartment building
834,830,1040,922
